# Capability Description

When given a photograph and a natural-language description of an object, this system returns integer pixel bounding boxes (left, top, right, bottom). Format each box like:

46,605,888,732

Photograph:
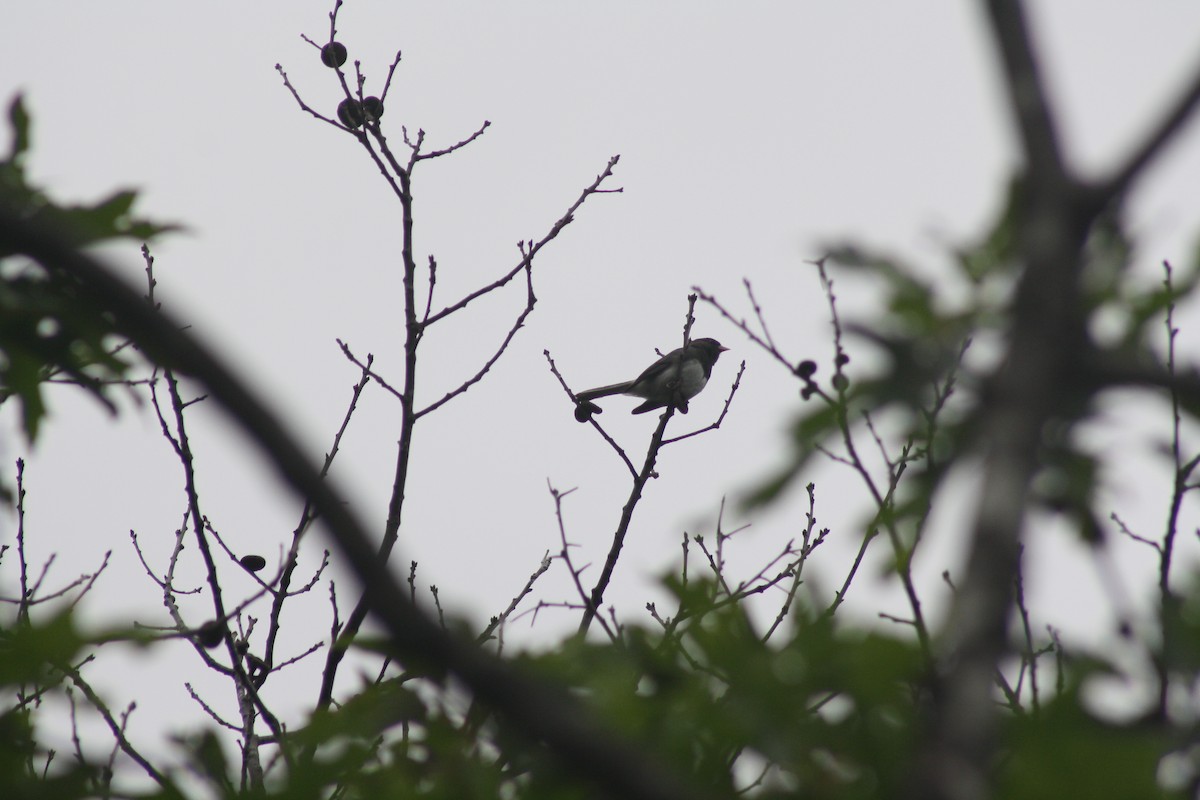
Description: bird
574,338,728,422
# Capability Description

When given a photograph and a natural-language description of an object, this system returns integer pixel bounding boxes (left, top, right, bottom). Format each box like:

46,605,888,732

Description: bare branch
982,0,1066,184
424,155,621,326
547,482,616,642
544,349,638,478
275,63,355,134
338,340,402,401
62,664,169,787
763,483,825,641
579,407,674,635
416,262,534,418
662,360,746,445
414,120,491,162
477,551,553,646
1099,59,1200,203
692,286,800,375
380,49,403,102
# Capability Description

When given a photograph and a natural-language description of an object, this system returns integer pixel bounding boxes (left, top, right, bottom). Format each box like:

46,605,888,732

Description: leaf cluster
0,95,177,441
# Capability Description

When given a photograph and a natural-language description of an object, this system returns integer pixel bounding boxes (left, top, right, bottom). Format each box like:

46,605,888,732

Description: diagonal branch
983,0,1067,185
414,120,491,162
424,155,621,326
1098,55,1200,203
661,361,745,445
416,262,534,419
261,356,372,678
579,408,674,635
61,663,170,788
543,349,639,478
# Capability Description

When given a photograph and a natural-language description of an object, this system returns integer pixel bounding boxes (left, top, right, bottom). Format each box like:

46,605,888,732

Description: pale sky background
3,0,1200,779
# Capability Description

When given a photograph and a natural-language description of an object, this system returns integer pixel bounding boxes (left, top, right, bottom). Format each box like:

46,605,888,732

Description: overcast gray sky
4,0,1200,771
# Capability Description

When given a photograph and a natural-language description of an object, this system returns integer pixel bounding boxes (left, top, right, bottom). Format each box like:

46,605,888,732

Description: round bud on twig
320,42,348,68
362,96,384,122
196,621,225,649
239,554,267,572
337,98,364,129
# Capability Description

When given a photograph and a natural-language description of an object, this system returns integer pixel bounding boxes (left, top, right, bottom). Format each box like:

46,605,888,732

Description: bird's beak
719,345,730,352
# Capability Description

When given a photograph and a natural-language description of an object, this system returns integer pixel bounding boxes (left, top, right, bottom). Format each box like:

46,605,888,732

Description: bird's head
691,338,729,363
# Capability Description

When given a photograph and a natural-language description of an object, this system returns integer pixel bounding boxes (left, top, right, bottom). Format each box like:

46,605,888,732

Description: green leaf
5,94,29,165
178,729,234,793
1000,697,1168,799
0,94,178,441
0,610,87,686
957,174,1021,283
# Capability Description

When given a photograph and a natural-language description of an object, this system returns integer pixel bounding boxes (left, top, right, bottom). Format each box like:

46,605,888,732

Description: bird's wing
628,346,685,389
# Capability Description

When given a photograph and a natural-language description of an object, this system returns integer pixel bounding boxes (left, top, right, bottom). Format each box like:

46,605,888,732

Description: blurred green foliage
0,94,176,441
0,612,103,800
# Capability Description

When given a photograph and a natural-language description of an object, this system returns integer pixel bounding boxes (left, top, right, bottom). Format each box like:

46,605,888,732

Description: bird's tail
576,381,635,402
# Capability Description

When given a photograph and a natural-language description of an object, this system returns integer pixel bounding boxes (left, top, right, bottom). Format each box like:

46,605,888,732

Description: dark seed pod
240,554,267,572
574,400,601,423
795,360,817,378
196,621,225,649
831,373,849,391
337,98,364,129
362,96,384,122
835,352,850,367
320,42,348,68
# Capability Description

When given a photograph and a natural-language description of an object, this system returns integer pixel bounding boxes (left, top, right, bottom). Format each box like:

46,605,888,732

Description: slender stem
579,409,674,634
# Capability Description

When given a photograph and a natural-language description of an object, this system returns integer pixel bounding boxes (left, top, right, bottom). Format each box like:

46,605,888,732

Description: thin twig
579,408,674,635
548,482,616,641
477,551,554,645
545,349,637,478
62,664,169,787
425,156,621,326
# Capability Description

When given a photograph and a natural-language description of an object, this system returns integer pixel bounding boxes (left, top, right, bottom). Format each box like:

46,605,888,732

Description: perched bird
574,338,728,422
